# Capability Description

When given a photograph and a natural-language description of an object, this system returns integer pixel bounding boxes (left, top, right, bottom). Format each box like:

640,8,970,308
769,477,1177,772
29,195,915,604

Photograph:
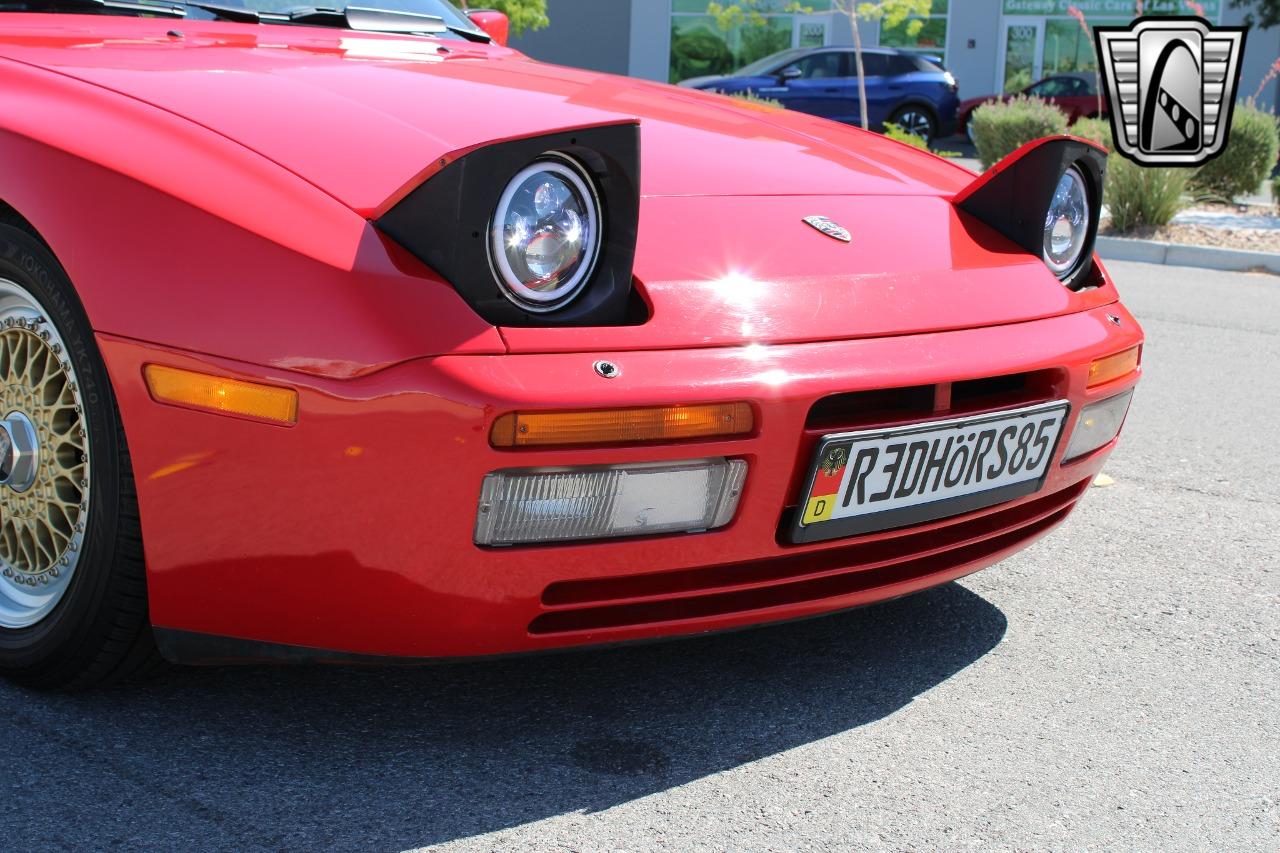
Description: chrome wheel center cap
0,412,39,493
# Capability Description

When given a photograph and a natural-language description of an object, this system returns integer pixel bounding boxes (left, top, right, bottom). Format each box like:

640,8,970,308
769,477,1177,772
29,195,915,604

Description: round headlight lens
1043,166,1090,279
489,156,601,311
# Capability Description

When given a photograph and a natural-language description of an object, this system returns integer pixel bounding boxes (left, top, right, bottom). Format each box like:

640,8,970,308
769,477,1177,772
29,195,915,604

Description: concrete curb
1096,236,1280,274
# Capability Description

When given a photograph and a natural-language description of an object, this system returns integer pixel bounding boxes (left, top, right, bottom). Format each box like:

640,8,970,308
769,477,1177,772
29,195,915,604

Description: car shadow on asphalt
14,582,1006,849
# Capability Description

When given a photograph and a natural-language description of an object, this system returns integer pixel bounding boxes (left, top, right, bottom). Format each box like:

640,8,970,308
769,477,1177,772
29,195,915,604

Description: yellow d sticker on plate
802,494,836,524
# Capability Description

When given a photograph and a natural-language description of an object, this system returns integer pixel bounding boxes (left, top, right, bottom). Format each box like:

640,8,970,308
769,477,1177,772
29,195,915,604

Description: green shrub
1069,117,1187,229
883,122,929,150
970,96,1069,169
1106,154,1190,231
1190,101,1279,201
1071,117,1113,150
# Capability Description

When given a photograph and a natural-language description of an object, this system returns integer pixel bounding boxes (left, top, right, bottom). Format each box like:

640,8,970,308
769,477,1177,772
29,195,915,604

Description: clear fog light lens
1063,390,1133,461
474,458,747,546
1043,166,1090,279
489,155,601,312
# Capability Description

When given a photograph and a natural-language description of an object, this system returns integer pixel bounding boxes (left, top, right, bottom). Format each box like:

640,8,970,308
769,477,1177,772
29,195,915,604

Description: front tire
0,224,159,689
889,105,937,144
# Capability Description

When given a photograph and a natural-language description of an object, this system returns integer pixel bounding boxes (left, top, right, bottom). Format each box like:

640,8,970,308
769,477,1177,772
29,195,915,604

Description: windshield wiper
184,0,257,22
0,0,185,16
276,6,444,32
273,5,489,41
0,0,263,23
0,0,492,42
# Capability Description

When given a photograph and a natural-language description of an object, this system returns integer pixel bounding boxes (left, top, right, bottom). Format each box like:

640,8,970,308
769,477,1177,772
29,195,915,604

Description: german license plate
791,401,1069,544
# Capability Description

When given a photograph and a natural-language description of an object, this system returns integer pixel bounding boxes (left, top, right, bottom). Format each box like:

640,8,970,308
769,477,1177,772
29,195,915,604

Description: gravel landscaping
1103,203,1280,254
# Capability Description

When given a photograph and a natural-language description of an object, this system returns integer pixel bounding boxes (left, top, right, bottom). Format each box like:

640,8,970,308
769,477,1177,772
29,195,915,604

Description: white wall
628,0,672,81
942,0,1005,98
509,0,634,76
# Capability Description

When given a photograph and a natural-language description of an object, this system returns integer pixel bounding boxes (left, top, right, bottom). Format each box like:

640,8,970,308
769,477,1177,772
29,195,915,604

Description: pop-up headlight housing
953,136,1107,290
376,123,641,327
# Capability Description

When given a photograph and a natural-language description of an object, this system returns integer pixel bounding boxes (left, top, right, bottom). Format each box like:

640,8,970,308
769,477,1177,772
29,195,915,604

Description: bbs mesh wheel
0,281,91,625
0,223,159,689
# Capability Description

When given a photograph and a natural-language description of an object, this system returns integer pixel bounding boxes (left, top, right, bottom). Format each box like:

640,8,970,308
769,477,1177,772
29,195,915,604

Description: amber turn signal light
490,402,754,448
1087,346,1140,388
144,365,298,425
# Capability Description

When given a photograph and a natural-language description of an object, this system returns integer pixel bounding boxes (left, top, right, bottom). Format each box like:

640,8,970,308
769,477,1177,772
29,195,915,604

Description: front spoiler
100,301,1142,660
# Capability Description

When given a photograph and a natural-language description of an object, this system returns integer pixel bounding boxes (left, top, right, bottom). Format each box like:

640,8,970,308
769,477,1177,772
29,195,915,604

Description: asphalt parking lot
4,260,1277,851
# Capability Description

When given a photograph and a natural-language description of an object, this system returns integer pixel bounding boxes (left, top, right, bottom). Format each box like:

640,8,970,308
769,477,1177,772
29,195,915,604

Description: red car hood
0,17,1114,354
0,16,971,213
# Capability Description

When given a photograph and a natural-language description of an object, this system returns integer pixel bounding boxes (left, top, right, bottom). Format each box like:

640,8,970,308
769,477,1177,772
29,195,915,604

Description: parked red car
959,73,1107,142
0,2,1141,688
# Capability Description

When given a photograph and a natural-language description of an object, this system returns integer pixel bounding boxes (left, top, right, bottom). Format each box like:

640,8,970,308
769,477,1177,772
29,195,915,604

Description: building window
999,1,1222,93
669,1,835,84
877,0,949,65
1042,17,1097,77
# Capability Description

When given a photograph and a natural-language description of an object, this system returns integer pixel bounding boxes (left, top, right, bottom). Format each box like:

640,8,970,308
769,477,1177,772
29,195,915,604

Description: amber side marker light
1087,346,1140,388
144,365,298,425
491,402,754,448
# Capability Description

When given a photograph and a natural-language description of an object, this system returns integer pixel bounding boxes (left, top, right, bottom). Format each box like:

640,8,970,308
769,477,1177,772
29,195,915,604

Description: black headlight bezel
376,122,641,327
953,137,1107,291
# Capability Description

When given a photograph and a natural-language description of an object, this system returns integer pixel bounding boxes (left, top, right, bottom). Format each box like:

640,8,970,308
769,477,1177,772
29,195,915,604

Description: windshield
734,48,809,77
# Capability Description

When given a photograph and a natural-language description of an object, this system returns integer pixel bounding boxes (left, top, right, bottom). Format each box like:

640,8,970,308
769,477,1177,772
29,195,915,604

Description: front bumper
100,303,1142,662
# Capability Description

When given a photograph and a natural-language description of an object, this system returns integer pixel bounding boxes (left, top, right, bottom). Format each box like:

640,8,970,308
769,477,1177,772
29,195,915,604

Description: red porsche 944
0,1,1141,688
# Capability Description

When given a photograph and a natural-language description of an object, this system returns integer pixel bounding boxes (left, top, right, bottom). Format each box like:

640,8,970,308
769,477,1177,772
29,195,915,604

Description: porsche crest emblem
802,215,851,243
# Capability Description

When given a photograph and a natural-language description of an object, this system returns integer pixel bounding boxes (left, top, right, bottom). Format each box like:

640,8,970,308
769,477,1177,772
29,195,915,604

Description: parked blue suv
678,46,959,143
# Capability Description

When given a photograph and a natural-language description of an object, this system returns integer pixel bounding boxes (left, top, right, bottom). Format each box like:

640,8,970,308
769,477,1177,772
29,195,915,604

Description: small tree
697,1,936,130
451,0,549,36
1067,6,1103,117
708,0,813,31
831,1,932,131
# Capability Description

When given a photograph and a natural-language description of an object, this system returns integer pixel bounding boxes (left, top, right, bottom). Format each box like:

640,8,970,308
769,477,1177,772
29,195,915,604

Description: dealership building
510,0,1279,112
